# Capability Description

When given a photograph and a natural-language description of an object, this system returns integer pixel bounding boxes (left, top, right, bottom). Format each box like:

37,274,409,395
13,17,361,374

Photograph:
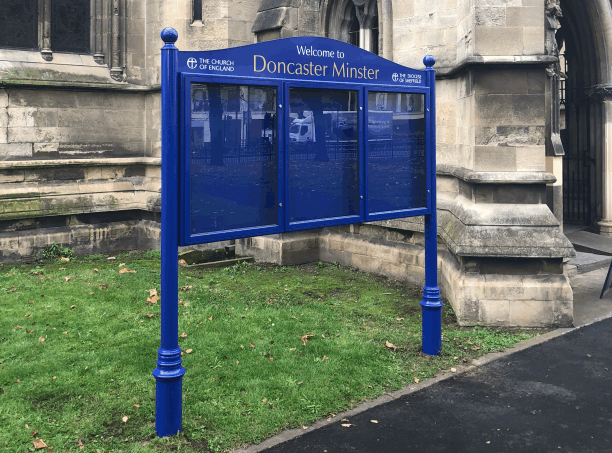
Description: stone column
598,99,612,236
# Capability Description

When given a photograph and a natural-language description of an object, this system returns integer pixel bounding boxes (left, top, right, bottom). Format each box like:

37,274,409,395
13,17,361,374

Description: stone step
564,230,612,256
567,251,612,275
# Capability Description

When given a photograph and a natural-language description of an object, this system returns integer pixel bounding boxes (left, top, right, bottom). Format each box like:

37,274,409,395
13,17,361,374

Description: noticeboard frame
179,76,433,244
154,28,443,439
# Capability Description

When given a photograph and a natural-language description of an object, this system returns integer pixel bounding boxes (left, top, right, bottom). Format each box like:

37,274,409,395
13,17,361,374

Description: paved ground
258,318,612,452
232,267,612,453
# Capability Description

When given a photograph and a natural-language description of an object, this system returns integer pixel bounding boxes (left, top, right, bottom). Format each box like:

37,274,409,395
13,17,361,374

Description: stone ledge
0,157,160,169
436,55,558,79
437,164,556,184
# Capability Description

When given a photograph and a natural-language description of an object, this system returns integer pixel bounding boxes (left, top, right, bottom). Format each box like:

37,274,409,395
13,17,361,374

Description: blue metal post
153,27,186,437
420,55,443,356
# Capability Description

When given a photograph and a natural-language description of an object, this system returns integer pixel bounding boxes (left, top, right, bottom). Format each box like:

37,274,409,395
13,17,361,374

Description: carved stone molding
584,85,612,101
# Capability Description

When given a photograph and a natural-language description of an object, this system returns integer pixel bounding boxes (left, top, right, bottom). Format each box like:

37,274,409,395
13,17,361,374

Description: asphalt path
260,318,612,453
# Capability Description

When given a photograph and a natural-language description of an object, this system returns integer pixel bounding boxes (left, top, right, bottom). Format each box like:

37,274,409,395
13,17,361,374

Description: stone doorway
558,0,598,229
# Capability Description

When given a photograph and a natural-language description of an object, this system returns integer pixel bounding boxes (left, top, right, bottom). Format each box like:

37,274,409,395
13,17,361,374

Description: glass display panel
288,87,359,223
51,0,90,53
367,91,426,213
190,83,278,235
0,0,38,50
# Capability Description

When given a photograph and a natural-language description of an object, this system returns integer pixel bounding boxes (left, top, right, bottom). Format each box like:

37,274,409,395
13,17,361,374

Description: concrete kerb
231,326,576,453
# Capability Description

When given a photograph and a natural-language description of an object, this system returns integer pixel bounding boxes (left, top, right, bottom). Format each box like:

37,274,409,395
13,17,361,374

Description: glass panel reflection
190,83,278,235
288,87,359,223
367,92,426,213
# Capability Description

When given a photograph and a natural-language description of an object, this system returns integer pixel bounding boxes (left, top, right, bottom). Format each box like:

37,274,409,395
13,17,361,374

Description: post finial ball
161,28,178,44
423,55,436,68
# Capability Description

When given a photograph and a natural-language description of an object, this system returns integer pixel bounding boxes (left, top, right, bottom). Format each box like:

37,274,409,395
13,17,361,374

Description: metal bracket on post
420,55,443,356
153,27,185,438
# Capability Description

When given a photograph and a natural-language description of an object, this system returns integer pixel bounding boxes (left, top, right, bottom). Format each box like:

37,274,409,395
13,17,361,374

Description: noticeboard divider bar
156,28,441,438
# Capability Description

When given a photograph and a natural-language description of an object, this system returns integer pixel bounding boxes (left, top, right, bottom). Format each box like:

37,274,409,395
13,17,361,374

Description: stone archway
557,0,612,235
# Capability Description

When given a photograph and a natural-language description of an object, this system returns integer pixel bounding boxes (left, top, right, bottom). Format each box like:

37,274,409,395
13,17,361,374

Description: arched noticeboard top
178,36,426,87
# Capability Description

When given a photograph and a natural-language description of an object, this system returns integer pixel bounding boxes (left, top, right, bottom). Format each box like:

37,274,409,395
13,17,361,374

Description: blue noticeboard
155,28,442,438
178,36,432,245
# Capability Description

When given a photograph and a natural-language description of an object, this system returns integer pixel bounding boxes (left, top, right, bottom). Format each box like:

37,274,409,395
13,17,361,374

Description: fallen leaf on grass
119,263,126,268
180,333,187,338
62,331,67,335
101,284,107,290
70,305,76,309
59,257,70,262
269,402,275,409
15,326,21,330
133,404,140,408
119,268,136,274
185,349,193,354
183,302,190,307
146,313,154,318
301,334,315,346
31,429,38,437
289,348,296,351
89,291,94,295
414,378,420,383
262,398,267,403
108,256,116,260
93,269,98,273
178,259,187,265
77,438,84,450
181,285,193,291
8,287,16,293
32,438,48,449
269,357,274,361
147,289,159,304
65,277,71,282
385,340,398,352
208,316,213,321
52,376,56,380
250,342,255,348
396,318,404,321
322,356,329,361
25,314,31,318
122,416,128,423
38,337,45,342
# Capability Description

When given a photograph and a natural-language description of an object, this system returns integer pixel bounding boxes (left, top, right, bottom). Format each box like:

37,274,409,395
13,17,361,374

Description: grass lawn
0,251,538,452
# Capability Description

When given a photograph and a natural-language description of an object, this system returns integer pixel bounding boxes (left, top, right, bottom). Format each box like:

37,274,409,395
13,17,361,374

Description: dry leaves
180,285,193,291
180,333,188,338
178,259,187,265
65,277,71,282
59,257,70,262
122,416,128,423
385,340,397,352
147,289,159,304
38,337,45,343
249,342,255,348
322,356,329,361
341,423,353,428
185,349,193,354
32,438,48,450
119,268,136,274
145,313,154,318
371,420,379,423
70,305,76,309
207,316,213,321
301,334,315,346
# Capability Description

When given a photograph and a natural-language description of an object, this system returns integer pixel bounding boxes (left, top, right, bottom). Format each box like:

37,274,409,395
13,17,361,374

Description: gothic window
51,0,91,53
193,0,203,22
0,0,91,54
348,5,360,48
329,0,379,55
0,0,38,50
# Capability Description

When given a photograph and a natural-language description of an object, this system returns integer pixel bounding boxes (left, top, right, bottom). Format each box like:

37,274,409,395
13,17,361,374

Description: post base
420,286,443,356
